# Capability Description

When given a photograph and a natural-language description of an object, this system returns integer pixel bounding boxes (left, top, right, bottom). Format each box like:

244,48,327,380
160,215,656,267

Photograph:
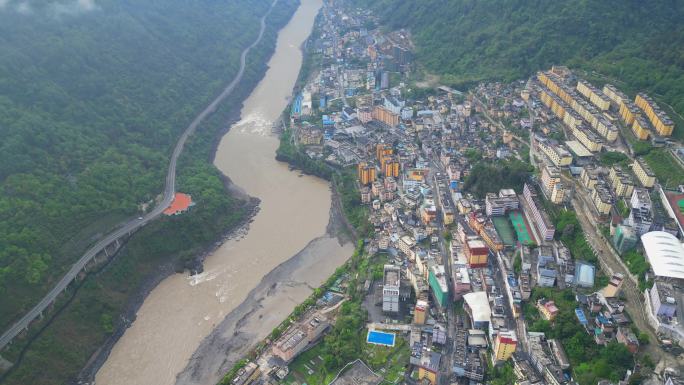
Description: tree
489,362,515,385
599,151,629,166
322,302,367,370
443,231,453,243
462,159,532,198
513,253,522,275
464,148,482,162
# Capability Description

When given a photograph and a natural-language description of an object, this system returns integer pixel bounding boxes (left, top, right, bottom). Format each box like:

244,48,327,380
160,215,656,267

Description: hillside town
222,2,684,385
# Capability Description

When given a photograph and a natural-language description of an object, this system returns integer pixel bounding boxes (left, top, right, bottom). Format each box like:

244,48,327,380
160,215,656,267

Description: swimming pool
366,330,396,347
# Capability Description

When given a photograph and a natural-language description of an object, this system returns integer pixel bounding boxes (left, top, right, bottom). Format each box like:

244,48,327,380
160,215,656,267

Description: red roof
164,193,193,215
665,191,684,231
545,302,559,314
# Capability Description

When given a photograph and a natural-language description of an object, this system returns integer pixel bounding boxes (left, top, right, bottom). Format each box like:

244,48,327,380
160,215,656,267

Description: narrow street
570,187,670,361
428,161,456,385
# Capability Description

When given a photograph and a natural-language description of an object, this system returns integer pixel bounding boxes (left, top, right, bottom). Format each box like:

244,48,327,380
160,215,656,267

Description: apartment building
372,105,400,127
493,330,518,361
538,139,573,167
398,235,416,260
480,224,504,252
376,143,393,162
464,238,489,268
528,334,568,385
550,182,566,204
523,183,555,240
602,84,628,108
619,100,641,127
382,156,400,177
580,164,600,189
635,93,674,137
571,125,603,152
577,80,610,111
541,163,562,195
382,265,401,313
429,265,449,308
485,188,519,216
540,73,617,141
273,313,329,362
609,165,635,198
594,116,619,142
358,162,376,185
591,181,614,215
562,110,583,129
633,157,656,188
627,188,653,236
414,299,428,324
632,116,652,140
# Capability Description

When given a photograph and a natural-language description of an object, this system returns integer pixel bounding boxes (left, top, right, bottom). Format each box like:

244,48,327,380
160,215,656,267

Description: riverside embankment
94,1,353,384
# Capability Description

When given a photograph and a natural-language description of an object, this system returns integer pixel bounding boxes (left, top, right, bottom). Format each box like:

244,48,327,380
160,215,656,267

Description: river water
94,1,351,384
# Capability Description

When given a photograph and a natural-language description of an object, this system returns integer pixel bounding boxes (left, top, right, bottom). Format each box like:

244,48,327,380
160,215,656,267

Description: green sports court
508,211,535,245
492,216,516,246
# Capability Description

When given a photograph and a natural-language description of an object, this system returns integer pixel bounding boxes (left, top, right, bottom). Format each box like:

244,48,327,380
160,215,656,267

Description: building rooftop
430,265,448,293
642,231,684,279
383,265,400,287
164,192,194,215
575,261,596,288
564,140,593,157
464,291,491,324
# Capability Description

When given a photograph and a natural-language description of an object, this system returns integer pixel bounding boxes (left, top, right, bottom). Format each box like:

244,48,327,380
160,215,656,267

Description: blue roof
507,276,518,287
291,94,302,115
596,314,613,325
575,308,588,325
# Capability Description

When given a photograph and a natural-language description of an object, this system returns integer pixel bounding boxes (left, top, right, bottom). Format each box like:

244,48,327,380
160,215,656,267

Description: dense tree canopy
462,159,532,198
0,0,273,330
0,0,301,383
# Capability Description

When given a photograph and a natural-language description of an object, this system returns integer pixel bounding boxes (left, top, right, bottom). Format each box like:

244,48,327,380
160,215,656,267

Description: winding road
0,0,278,353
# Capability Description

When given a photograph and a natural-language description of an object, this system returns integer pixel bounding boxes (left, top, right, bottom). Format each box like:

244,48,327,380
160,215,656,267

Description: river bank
76,195,260,384
0,2,300,385
93,1,350,384
175,196,351,385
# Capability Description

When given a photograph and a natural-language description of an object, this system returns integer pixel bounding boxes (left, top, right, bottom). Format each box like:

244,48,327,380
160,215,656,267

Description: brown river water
94,1,352,384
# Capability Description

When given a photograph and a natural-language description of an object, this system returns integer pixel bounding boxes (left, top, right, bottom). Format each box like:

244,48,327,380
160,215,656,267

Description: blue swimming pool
366,330,396,347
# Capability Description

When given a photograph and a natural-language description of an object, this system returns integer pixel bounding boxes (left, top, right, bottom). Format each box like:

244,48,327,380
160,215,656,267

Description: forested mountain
0,1,300,383
353,0,684,137
0,0,269,331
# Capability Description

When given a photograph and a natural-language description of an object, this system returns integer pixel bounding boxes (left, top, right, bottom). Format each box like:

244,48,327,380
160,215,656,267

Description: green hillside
0,0,271,328
354,0,684,138
0,1,300,383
